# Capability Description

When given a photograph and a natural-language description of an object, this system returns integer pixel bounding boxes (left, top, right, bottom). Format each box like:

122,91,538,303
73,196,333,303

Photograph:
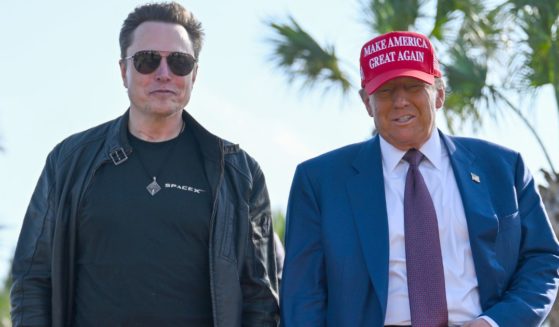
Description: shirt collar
379,129,443,173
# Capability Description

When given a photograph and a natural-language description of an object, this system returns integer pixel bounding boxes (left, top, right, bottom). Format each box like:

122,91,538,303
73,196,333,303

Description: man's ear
359,89,374,117
435,85,445,109
120,60,128,89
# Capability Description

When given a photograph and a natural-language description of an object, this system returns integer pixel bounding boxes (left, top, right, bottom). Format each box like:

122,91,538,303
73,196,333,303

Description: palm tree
266,0,556,171
267,17,352,96
505,0,559,110
266,0,559,320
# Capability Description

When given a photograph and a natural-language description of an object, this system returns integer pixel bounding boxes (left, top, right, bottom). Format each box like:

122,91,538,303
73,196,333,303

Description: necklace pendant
146,177,161,196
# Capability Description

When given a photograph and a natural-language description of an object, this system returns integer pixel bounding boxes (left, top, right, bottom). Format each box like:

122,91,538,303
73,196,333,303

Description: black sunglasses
123,50,197,76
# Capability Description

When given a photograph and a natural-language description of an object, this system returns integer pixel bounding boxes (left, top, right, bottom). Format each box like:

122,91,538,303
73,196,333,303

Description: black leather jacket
11,110,280,327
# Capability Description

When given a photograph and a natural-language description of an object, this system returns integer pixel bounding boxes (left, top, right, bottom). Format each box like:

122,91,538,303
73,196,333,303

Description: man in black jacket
10,2,279,326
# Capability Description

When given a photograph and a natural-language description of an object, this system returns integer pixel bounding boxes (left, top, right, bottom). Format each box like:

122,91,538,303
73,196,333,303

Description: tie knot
403,149,424,166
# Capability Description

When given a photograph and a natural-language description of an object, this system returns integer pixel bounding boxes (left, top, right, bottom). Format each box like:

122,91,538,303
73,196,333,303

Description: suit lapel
441,132,502,306
346,136,389,317
344,133,502,314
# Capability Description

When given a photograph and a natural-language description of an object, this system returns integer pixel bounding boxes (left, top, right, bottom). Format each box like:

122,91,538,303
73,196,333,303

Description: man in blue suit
280,31,559,326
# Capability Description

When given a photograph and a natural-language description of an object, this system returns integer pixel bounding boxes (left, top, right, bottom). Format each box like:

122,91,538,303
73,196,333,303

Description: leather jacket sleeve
11,152,57,326
240,163,280,326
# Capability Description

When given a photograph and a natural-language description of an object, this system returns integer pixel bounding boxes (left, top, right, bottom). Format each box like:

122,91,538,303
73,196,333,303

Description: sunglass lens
167,53,195,76
133,51,161,74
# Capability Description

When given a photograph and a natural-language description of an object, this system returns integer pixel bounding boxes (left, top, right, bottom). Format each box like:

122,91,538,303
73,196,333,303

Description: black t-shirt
73,125,213,327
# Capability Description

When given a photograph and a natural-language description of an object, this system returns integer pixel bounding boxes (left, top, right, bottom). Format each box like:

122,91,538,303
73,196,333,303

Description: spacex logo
165,183,205,194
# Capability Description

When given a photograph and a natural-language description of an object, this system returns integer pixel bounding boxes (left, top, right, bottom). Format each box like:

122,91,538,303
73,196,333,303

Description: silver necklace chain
133,121,186,196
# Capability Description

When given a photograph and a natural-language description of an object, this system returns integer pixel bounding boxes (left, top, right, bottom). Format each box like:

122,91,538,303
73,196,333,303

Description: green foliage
423,0,502,130
266,17,352,95
433,0,501,51
443,43,488,132
362,0,422,33
272,209,286,244
0,274,10,327
505,0,559,107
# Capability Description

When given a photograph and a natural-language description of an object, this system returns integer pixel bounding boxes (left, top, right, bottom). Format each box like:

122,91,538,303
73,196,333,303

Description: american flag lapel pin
471,172,480,183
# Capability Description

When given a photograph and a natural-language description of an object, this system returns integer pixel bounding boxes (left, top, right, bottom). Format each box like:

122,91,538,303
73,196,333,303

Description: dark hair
119,2,204,59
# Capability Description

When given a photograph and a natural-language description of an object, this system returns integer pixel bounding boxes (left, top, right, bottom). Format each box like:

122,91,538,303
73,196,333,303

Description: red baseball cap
360,31,441,94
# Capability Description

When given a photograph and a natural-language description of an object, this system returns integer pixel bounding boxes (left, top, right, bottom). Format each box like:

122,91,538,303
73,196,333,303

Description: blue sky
0,0,558,280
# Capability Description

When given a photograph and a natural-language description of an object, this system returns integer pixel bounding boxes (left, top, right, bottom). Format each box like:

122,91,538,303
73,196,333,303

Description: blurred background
1,0,558,325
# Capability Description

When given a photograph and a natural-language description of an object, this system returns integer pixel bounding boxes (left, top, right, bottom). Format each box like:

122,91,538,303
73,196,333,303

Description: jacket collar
103,109,230,166
440,131,502,307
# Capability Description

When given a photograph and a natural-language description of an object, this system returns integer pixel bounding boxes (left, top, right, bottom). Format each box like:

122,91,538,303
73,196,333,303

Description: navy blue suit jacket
280,131,559,326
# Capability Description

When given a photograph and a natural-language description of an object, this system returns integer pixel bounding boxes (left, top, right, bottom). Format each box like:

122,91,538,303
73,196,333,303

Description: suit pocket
496,211,521,280
498,211,520,232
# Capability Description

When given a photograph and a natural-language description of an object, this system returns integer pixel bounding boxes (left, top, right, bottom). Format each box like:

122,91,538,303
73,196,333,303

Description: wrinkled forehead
127,21,193,55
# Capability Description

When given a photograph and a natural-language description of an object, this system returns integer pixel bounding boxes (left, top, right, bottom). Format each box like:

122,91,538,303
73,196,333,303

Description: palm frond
266,16,353,95
521,4,558,86
432,0,462,40
442,42,489,132
432,0,500,53
361,0,423,33
502,1,559,105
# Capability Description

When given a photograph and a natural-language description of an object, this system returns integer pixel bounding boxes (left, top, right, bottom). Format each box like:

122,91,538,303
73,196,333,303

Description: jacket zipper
209,139,224,327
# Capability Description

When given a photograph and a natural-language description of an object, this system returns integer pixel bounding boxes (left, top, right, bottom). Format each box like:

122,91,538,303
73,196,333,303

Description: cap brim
364,69,436,94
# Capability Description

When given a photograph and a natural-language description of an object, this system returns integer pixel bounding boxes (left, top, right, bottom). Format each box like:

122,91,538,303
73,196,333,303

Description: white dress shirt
381,131,497,326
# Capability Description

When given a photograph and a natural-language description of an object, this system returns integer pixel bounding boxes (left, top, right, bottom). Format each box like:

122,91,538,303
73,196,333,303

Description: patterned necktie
403,149,448,327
